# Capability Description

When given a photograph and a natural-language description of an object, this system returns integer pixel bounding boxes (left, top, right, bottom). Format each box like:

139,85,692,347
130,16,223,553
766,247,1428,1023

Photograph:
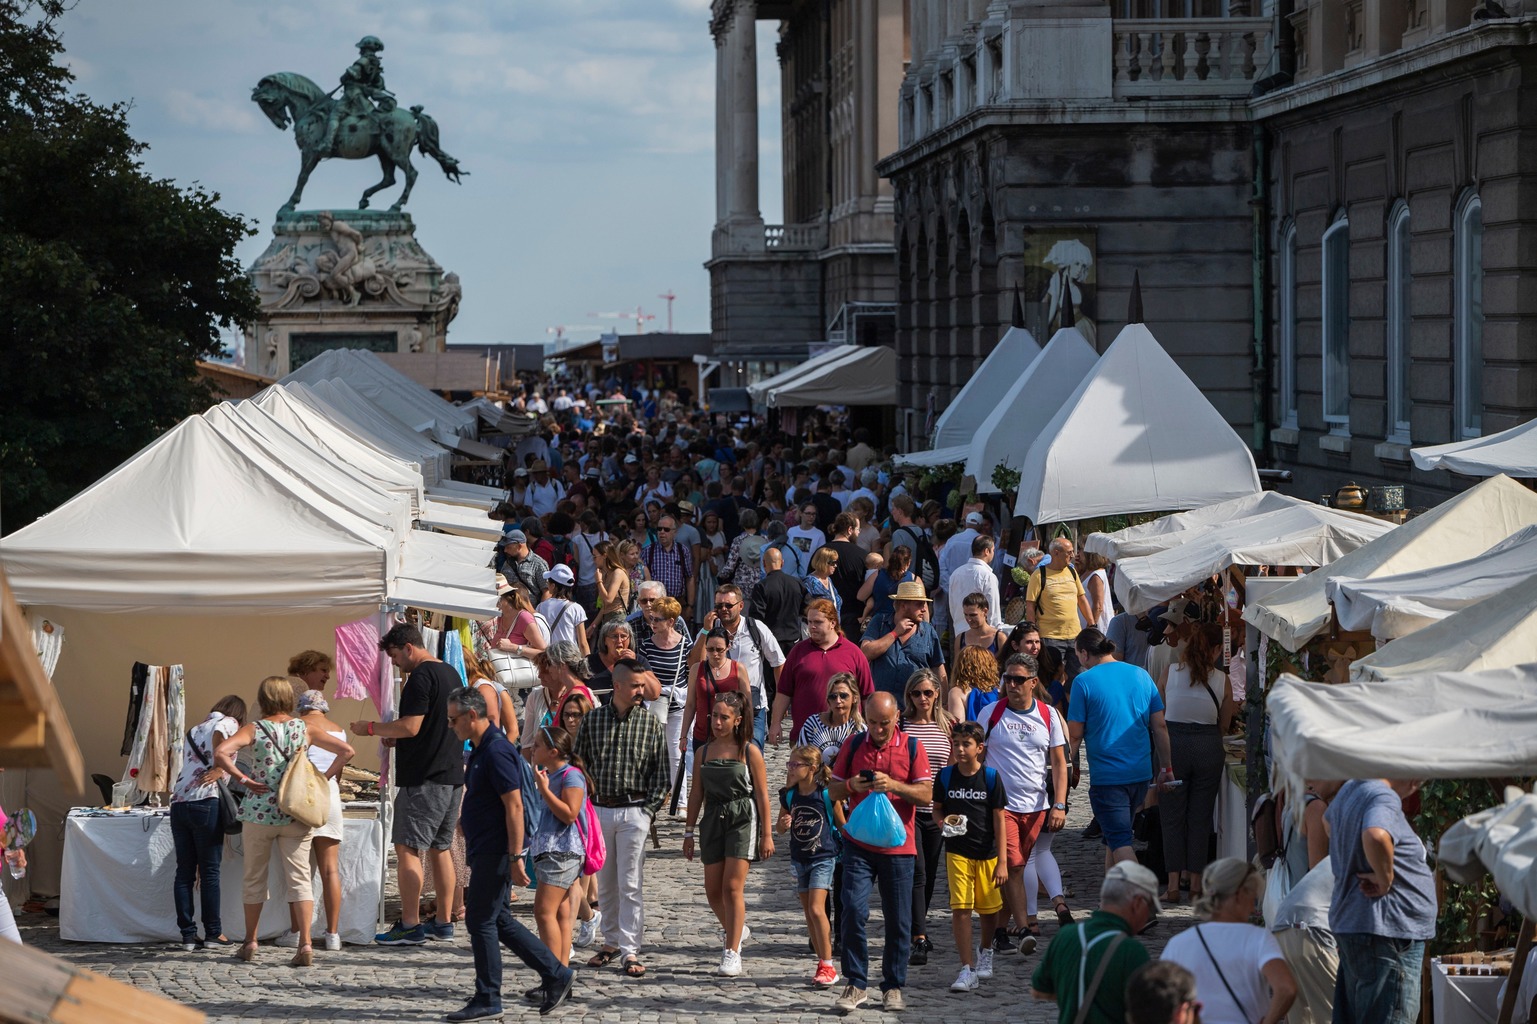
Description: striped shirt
902,719,952,813
572,700,670,818
637,634,690,713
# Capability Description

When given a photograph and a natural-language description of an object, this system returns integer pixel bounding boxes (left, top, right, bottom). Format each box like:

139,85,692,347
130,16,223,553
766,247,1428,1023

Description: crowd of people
140,374,1454,1024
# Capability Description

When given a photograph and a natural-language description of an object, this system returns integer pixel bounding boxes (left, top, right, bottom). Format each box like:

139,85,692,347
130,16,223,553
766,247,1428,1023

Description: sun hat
891,580,932,604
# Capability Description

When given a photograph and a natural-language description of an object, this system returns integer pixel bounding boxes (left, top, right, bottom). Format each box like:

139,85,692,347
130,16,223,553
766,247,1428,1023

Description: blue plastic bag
844,792,907,849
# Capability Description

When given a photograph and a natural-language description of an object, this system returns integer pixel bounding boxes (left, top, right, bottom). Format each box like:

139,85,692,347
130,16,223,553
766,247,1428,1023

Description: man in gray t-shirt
1325,779,1436,1024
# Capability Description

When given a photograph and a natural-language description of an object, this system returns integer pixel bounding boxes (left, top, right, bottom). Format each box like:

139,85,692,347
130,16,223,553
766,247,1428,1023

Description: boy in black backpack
932,721,1008,993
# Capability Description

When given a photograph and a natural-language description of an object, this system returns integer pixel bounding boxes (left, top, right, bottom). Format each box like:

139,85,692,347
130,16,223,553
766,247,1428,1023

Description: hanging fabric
30,615,64,678
334,618,382,703
121,662,150,756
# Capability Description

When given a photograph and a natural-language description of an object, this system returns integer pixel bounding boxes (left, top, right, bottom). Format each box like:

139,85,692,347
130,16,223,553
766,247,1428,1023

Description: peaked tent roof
745,346,858,404
929,326,1041,451
1013,324,1260,521
285,379,451,486
766,346,896,408
1349,571,1537,681
1086,491,1315,561
250,386,425,509
1328,525,1537,640
1244,474,1537,651
967,328,1099,492
1412,416,1537,477
281,347,476,437
1112,502,1395,614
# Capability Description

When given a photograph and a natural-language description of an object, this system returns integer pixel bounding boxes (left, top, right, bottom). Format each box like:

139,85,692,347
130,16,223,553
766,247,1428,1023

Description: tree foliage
0,0,258,531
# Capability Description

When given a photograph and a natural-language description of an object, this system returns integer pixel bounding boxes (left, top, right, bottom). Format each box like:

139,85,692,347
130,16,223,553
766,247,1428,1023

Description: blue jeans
840,843,915,993
1333,933,1425,1024
1088,781,1149,851
753,706,767,749
170,798,224,942
465,851,572,1008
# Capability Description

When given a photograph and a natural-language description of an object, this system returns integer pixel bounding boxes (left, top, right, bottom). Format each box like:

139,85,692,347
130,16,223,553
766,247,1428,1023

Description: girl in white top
539,568,591,656
1076,551,1114,633
1161,858,1297,1024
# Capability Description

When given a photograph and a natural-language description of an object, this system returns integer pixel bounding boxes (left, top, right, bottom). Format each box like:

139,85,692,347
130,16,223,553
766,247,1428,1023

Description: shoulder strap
1073,932,1130,1024
938,764,953,794
844,730,866,767
1038,700,1053,733
549,602,571,634
1198,672,1224,716
186,730,211,766
822,788,840,834
985,699,1009,739
1195,925,1257,1024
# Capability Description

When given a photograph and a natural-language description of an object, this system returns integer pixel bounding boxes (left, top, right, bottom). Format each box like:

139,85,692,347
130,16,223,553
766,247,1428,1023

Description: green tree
0,0,258,531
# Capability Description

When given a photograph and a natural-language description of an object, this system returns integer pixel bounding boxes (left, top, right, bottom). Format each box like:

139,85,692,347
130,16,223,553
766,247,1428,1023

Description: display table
60,807,383,945
1431,958,1505,1024
1216,759,1247,862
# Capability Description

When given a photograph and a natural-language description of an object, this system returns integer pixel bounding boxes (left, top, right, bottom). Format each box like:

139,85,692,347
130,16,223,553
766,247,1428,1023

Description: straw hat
891,580,932,604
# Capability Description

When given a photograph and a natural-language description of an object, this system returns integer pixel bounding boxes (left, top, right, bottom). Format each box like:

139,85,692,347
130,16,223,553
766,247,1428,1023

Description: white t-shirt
1164,664,1225,725
537,598,588,649
1161,923,1285,1024
573,530,604,587
983,700,1066,813
786,525,826,557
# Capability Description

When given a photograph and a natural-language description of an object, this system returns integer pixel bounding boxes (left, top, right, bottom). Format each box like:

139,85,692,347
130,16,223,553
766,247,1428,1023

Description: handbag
258,721,331,828
185,728,243,835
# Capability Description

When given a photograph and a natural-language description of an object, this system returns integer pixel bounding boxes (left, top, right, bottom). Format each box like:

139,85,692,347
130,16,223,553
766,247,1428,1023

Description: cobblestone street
20,743,1194,1022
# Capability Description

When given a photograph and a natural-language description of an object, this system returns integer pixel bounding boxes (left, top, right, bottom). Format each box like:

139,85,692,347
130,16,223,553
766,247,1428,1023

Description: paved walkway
19,742,1195,1022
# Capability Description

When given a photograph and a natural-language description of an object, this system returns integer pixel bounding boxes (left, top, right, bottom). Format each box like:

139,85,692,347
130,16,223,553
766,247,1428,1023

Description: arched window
1278,221,1298,430
1385,201,1412,442
1455,192,1483,438
1321,213,1351,428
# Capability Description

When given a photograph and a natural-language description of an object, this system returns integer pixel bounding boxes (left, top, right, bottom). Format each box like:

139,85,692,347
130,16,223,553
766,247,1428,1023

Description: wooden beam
1498,919,1536,1024
0,572,85,793
0,939,205,1023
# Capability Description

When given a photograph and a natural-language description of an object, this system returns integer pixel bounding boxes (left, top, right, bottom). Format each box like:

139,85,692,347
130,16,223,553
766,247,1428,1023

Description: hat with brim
1160,600,1198,628
494,574,514,595
891,580,932,603
677,500,695,515
1104,861,1164,913
530,460,549,473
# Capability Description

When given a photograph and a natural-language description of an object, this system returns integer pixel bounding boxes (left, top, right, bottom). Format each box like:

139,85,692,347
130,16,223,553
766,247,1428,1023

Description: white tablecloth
1217,761,1247,863
1431,959,1505,1024
60,808,383,945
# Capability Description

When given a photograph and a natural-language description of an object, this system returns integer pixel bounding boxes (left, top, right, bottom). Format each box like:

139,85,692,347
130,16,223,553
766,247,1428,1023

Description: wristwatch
1052,802,1067,811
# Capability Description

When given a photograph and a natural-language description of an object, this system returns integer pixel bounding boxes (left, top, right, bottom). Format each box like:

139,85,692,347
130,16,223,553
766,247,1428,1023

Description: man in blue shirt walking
860,580,947,698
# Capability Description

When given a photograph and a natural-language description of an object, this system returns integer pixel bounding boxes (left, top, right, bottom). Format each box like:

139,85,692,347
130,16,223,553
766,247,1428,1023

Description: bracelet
367,722,375,736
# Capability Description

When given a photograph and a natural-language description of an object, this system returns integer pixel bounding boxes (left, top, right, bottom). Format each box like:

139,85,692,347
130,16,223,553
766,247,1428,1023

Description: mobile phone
859,769,876,783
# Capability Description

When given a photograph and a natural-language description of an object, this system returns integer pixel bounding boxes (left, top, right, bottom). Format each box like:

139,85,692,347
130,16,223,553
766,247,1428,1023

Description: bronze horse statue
251,72,466,214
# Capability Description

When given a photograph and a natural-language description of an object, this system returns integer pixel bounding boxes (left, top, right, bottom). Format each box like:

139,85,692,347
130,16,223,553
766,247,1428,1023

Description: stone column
728,0,761,226
715,27,730,225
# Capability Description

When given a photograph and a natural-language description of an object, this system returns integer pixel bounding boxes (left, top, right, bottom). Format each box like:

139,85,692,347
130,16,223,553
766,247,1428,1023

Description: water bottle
4,849,22,880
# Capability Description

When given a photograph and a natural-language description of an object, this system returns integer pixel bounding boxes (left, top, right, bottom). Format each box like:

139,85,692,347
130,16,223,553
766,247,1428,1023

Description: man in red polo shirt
767,598,874,745
828,692,932,1015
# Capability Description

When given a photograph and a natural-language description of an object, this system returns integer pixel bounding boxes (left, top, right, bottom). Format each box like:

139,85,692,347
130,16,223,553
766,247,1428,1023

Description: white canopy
1268,666,1537,798
1412,416,1537,478
745,346,855,404
1440,784,1537,921
1244,474,1537,651
281,347,476,437
1111,503,1394,614
1328,525,1537,641
287,379,453,485
1085,491,1312,561
1349,571,1537,681
1013,323,1260,521
896,326,1040,466
766,346,897,408
966,327,1099,492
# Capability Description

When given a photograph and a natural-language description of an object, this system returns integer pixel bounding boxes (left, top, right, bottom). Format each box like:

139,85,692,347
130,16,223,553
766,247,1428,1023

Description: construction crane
657,291,677,332
546,324,605,342
587,306,656,334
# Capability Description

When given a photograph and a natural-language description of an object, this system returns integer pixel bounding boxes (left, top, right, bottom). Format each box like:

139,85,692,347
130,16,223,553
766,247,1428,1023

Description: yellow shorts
946,852,1003,914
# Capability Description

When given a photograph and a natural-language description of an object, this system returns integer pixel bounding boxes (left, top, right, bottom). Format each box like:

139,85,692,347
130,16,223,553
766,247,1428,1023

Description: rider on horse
321,36,393,155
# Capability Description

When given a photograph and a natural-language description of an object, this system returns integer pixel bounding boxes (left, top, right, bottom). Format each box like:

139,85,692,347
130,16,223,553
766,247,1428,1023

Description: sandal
586,947,621,969
621,956,646,978
236,941,258,962
289,944,313,968
1054,898,1074,925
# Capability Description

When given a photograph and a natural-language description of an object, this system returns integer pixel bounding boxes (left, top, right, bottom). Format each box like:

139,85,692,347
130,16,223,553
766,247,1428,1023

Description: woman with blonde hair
596,539,638,617
802,546,842,618
215,676,354,966
287,650,333,688
901,667,953,966
950,644,1001,723
1161,858,1297,1024
477,584,548,694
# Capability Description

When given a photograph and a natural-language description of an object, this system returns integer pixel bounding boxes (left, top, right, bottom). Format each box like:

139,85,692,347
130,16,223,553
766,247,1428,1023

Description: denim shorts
792,857,836,893
534,850,583,890
1088,781,1148,851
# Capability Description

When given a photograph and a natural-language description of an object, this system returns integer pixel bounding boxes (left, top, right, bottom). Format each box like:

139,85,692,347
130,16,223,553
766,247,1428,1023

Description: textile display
334,618,382,705
30,614,64,678
60,810,384,944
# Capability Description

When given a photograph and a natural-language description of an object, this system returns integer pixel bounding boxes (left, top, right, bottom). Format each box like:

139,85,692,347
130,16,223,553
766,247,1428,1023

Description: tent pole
375,603,396,934
1498,919,1535,1024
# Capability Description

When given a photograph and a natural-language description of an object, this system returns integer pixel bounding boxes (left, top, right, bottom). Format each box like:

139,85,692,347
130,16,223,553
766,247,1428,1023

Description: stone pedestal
244,210,461,376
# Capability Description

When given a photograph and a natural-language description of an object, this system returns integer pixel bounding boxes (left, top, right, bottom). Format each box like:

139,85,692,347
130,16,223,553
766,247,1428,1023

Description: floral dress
239,717,308,826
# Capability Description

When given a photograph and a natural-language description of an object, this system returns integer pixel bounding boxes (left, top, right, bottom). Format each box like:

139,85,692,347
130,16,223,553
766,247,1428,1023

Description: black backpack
895,526,940,592
546,535,577,574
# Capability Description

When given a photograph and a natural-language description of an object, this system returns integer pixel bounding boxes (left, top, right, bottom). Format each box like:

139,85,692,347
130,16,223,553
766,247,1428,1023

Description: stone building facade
707,0,906,384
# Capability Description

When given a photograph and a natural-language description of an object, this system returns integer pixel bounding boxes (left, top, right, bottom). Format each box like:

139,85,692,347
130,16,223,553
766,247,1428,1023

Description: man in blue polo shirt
860,580,947,698
446,687,573,1021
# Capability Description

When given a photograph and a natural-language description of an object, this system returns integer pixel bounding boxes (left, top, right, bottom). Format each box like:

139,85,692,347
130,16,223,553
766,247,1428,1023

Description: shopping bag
843,792,907,849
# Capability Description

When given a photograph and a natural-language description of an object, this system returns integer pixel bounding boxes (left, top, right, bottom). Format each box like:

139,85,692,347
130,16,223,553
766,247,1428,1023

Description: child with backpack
528,725,601,979
776,744,845,989
932,720,1009,993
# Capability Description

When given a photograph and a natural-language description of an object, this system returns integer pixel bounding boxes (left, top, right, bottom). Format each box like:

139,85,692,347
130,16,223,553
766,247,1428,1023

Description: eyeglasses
1003,674,1038,686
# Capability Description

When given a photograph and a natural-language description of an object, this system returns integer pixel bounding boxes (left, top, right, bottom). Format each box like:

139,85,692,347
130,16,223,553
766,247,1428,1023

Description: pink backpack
561,766,606,876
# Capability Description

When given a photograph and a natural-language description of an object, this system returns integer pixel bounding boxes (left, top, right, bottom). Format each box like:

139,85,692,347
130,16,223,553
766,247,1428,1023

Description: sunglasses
828,693,852,701
912,689,937,698
645,615,669,624
1003,674,1038,685
705,647,729,655
657,527,674,533
714,602,737,610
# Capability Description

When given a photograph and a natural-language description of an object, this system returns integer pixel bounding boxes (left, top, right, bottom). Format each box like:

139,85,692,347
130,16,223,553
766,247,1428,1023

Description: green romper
698,754,756,865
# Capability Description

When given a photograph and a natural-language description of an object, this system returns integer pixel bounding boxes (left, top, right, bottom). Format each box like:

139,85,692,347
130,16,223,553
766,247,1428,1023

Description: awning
430,428,507,462
967,327,1098,492
894,444,971,469
393,531,498,619
1086,492,1312,561
896,326,1040,466
766,346,897,408
1440,784,1537,921
745,346,857,404
1412,416,1537,477
1349,571,1537,681
419,499,505,541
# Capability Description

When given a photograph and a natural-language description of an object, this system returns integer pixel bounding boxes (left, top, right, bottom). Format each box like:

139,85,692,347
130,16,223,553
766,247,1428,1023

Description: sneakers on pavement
443,1002,504,1022
1017,931,1038,956
425,917,455,941
574,912,599,948
977,949,995,980
991,929,1015,955
375,920,429,945
539,970,575,1016
883,988,906,1012
718,948,743,977
180,940,200,952
274,930,300,948
908,942,928,966
950,966,980,993
323,931,342,952
813,960,839,988
834,985,868,1014
718,923,751,945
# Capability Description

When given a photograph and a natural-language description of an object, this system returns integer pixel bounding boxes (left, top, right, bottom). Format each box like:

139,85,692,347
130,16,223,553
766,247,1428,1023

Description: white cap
964,511,985,527
1103,861,1164,913
546,564,576,587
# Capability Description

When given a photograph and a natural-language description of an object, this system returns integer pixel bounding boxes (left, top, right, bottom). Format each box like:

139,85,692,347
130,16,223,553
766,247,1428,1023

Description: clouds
53,1,747,347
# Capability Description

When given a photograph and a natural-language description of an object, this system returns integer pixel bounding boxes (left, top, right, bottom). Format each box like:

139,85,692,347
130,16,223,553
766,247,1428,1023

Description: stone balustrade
712,220,828,257
1112,18,1275,98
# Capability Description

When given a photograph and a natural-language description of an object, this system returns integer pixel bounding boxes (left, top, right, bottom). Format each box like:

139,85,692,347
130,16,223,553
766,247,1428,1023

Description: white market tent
281,347,476,437
1412,416,1537,478
967,327,1099,492
1085,491,1311,561
1013,323,1260,522
1349,571,1537,681
1111,502,1394,614
766,346,897,408
286,379,453,486
895,325,1041,469
1244,474,1537,651
1327,525,1537,641
1441,785,1537,922
746,346,858,405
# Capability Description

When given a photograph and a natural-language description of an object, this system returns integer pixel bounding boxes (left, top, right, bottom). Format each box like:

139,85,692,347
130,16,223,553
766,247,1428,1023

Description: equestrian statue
252,36,467,215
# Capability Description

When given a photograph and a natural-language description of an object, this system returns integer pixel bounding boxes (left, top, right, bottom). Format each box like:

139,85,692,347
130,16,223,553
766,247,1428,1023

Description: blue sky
56,1,784,353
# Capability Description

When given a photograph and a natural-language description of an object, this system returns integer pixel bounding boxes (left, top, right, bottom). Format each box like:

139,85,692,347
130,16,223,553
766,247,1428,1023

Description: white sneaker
274,931,300,948
976,949,994,980
323,932,342,952
718,924,751,945
718,948,743,977
950,966,980,992
574,912,599,948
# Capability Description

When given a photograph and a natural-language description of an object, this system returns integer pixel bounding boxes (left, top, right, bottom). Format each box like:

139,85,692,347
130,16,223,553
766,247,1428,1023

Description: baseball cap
624,454,640,464
514,467,530,477
502,529,527,545
964,511,985,527
546,564,576,587
1104,861,1164,913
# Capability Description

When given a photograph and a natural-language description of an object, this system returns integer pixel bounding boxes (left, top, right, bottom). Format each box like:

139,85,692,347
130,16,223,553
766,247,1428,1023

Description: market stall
895,324,1040,469
764,345,897,408
1413,415,1537,478
282,346,476,438
1085,491,1317,561
1348,572,1537,682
